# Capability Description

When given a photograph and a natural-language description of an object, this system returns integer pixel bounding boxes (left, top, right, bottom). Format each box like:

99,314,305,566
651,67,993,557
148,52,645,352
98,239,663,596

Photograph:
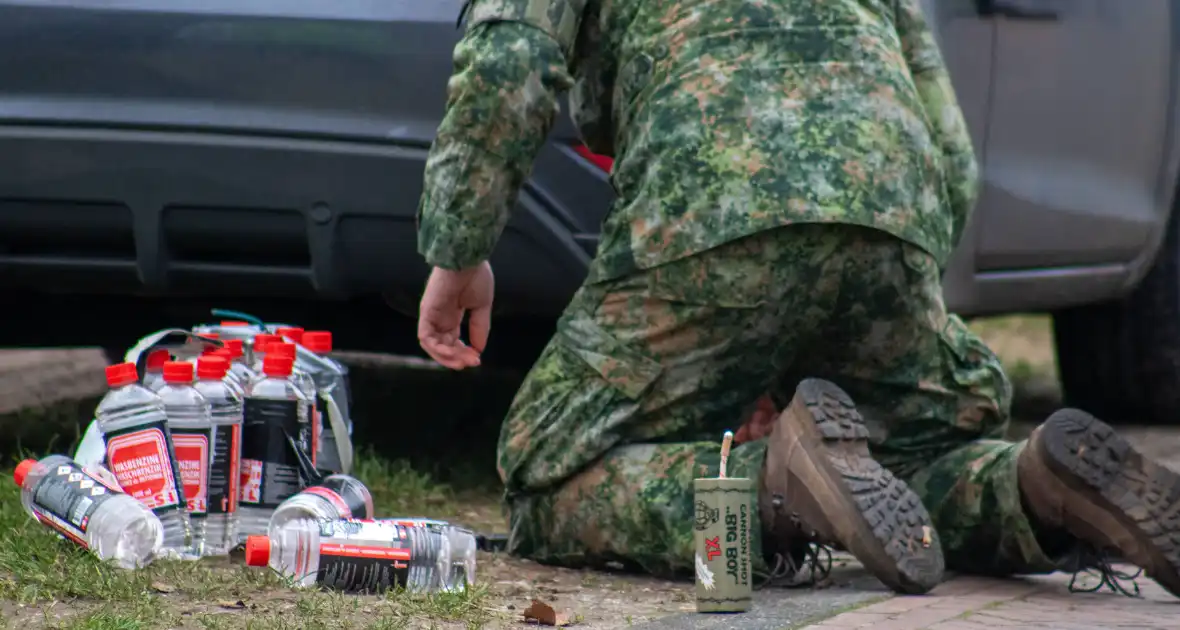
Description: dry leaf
150,581,175,594
521,599,578,627
217,600,247,610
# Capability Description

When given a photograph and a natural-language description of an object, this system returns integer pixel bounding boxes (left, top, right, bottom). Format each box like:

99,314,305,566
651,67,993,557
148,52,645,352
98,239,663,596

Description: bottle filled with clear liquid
268,474,374,536
14,455,164,569
378,518,478,591
302,331,352,476
97,362,191,557
238,354,311,541
218,339,255,393
193,355,243,556
142,349,170,392
157,361,213,559
266,343,319,467
245,519,461,593
249,334,283,375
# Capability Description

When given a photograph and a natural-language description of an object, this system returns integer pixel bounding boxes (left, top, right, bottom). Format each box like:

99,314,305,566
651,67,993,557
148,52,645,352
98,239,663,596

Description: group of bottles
96,324,349,559
12,320,478,592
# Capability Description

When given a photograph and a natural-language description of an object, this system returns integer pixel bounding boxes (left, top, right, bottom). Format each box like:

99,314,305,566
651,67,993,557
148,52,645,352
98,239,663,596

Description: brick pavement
803,568,1179,630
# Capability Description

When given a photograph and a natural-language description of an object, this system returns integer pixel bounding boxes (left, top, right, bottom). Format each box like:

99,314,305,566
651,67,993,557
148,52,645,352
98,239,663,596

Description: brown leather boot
760,378,945,594
1019,408,1180,597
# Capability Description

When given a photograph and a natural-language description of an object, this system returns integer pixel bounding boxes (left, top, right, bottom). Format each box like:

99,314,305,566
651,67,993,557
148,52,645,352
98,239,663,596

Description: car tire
1053,211,1180,425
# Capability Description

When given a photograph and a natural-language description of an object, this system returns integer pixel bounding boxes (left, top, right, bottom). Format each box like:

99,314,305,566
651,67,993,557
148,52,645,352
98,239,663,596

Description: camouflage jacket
417,0,979,283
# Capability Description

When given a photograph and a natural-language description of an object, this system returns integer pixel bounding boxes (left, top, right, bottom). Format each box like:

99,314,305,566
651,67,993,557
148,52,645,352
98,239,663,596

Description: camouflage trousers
497,225,1072,578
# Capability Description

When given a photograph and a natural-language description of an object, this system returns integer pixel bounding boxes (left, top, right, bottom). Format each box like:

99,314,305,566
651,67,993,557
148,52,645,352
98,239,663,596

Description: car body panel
0,0,1177,328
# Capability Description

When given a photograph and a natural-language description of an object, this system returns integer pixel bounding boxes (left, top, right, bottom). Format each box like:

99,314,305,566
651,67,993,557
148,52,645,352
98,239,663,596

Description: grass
0,449,505,630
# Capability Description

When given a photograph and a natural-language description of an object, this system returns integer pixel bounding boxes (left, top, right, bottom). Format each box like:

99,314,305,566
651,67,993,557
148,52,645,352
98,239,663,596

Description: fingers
418,316,481,370
468,304,491,353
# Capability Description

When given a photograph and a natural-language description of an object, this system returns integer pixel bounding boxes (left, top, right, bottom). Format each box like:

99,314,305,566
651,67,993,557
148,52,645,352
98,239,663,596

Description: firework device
693,430,753,613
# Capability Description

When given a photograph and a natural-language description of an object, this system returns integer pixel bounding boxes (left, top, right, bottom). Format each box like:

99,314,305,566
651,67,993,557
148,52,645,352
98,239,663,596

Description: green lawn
0,452,503,630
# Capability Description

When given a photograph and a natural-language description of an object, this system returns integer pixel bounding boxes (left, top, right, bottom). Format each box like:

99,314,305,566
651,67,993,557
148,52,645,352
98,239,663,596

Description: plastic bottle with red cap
237,354,312,541
13,454,163,569
267,342,319,467
302,331,353,476
244,518,459,593
193,355,243,556
96,362,191,558
219,339,257,392
249,334,283,374
143,349,171,392
157,361,213,559
275,327,304,345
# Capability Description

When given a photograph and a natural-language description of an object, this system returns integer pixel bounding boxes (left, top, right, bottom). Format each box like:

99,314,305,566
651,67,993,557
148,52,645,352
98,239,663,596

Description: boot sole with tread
770,378,945,595
1035,408,1180,597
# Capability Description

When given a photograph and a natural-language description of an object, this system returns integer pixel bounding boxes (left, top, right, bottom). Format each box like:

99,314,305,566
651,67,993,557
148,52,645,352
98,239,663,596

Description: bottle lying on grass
267,474,374,537
13,455,164,569
246,518,476,593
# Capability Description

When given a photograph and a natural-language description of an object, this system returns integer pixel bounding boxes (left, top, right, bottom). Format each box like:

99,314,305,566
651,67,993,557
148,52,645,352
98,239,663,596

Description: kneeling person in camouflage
414,0,1180,596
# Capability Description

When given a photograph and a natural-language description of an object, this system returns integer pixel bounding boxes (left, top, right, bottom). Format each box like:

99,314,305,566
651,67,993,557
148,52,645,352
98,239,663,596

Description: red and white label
304,486,351,518
106,428,180,509
173,433,209,514
319,543,411,561
240,458,263,504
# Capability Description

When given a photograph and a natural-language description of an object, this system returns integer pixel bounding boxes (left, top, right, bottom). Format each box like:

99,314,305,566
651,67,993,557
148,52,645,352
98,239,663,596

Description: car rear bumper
0,123,593,318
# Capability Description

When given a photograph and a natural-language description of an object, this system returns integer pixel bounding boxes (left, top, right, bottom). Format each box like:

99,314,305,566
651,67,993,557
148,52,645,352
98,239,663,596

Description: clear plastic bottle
193,355,243,556
221,339,256,391
275,326,305,345
14,455,164,569
302,331,352,476
267,343,319,467
238,355,310,541
97,362,191,557
377,518,478,592
249,334,283,373
267,474,374,536
245,519,454,593
143,349,171,392
157,361,213,559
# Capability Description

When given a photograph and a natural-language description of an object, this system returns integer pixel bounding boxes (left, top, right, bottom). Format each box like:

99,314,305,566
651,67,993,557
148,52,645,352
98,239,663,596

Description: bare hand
417,262,495,370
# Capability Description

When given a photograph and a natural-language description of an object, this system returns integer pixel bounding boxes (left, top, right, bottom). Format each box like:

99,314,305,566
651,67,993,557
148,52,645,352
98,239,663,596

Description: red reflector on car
573,144,614,172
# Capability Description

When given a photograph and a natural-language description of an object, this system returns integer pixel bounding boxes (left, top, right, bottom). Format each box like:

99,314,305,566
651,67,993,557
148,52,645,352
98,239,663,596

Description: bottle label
313,520,413,592
28,462,122,548
172,428,210,517
240,398,303,508
207,424,240,515
105,420,185,512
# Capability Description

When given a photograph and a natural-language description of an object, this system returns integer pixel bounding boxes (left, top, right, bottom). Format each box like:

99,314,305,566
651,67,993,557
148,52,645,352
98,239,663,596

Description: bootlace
755,510,834,589
1065,543,1143,598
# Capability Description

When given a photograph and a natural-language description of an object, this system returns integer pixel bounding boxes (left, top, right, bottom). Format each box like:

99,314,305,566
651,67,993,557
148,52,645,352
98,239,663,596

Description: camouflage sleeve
895,0,980,246
416,0,585,271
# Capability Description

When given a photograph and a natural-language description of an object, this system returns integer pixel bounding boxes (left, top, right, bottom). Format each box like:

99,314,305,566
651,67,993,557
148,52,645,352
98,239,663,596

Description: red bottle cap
13,459,35,487
162,361,194,384
221,321,249,327
253,334,281,354
223,339,245,359
197,356,229,380
244,536,271,566
303,331,332,354
105,363,138,388
276,327,304,344
145,350,170,371
269,343,296,360
262,355,294,377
